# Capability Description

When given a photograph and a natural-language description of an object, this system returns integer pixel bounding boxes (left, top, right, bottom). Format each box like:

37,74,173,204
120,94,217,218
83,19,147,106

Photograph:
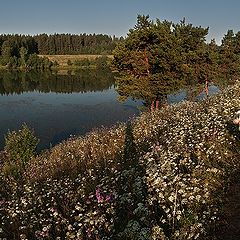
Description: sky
0,0,240,45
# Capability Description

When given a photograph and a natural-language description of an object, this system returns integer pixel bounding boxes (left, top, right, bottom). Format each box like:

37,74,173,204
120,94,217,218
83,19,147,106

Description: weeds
0,82,240,239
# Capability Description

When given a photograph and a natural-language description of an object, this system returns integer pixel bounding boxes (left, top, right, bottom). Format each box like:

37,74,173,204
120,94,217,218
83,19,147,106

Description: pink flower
0,199,6,206
50,207,57,212
96,187,104,203
233,118,240,125
105,193,114,202
236,110,240,115
95,187,115,203
86,228,92,237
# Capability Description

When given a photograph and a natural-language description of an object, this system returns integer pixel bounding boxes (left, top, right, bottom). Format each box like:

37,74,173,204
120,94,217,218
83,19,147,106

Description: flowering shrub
0,82,240,239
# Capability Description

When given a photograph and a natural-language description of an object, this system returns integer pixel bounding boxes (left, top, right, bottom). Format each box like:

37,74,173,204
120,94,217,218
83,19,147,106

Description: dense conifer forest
0,33,120,56
0,33,120,69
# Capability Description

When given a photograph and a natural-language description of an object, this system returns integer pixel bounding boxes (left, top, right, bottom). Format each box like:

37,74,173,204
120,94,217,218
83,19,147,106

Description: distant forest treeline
0,33,122,56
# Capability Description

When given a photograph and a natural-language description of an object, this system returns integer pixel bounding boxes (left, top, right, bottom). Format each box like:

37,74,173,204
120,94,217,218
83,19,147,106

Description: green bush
3,124,39,179
73,58,91,66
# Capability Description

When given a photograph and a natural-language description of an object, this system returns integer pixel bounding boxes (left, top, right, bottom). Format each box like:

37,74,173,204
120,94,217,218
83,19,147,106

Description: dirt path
216,181,240,240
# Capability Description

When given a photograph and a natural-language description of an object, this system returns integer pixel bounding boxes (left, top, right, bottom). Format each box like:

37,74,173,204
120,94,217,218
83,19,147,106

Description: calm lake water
0,70,220,151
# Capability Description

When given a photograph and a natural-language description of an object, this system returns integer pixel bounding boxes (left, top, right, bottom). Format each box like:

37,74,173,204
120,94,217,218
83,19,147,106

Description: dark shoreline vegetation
1,14,240,239
0,81,240,239
0,53,113,71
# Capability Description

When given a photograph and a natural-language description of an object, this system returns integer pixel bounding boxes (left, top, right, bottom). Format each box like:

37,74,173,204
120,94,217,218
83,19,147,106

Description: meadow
39,55,113,68
0,81,240,239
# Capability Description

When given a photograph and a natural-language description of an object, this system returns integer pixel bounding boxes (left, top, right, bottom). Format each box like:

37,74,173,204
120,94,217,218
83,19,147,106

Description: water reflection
0,69,232,151
116,75,233,109
0,69,115,95
0,70,140,151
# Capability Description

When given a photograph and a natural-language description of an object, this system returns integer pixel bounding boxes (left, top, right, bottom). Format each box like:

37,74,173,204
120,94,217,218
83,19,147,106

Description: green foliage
112,15,240,105
1,40,14,58
113,15,206,103
3,124,39,179
7,56,18,69
0,56,8,66
72,56,110,70
26,54,53,70
0,44,53,70
0,33,120,69
35,33,119,54
74,58,91,67
218,30,240,82
19,46,28,68
95,56,109,70
0,33,121,56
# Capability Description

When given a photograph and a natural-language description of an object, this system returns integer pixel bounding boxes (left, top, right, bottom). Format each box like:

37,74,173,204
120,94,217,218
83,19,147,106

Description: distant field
39,54,113,66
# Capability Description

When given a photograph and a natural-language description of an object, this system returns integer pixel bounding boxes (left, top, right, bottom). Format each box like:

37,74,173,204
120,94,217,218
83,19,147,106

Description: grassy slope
39,54,113,66
1,82,240,239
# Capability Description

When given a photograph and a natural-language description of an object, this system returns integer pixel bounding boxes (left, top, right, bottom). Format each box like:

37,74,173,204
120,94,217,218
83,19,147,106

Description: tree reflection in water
0,68,115,95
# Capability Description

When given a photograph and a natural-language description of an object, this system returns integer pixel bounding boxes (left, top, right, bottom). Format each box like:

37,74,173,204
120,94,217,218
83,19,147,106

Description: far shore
39,54,114,67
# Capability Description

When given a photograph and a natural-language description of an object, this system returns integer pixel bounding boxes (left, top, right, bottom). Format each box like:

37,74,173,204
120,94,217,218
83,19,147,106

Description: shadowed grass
0,81,240,239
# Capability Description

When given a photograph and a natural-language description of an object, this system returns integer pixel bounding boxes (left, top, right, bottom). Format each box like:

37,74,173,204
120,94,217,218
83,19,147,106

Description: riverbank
0,81,240,239
39,54,113,64
39,54,113,70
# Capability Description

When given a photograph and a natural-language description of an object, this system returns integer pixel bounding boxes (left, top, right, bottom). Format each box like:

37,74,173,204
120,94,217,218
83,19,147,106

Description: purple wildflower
96,187,104,203
0,199,6,206
86,228,92,238
105,193,114,202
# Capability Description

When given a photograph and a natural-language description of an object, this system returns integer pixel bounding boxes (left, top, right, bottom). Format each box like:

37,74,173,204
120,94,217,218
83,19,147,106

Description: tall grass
39,55,113,66
0,82,240,239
